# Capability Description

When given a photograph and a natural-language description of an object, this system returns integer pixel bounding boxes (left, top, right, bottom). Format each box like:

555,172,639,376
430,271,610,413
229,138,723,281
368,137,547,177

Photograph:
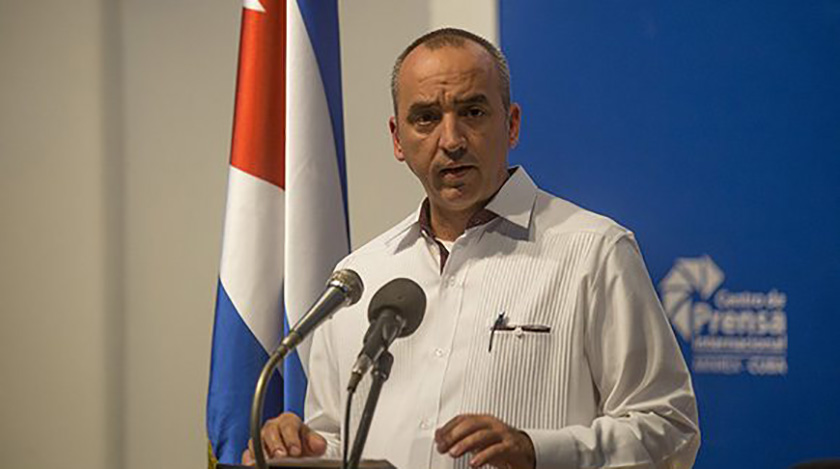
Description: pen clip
488,311,506,353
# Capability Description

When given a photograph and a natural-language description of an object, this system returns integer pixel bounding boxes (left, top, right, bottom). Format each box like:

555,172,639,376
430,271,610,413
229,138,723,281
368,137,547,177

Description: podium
218,458,396,469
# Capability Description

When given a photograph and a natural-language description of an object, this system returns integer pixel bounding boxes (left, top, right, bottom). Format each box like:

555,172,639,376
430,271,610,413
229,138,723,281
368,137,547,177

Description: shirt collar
385,166,539,247
417,199,499,238
483,166,538,231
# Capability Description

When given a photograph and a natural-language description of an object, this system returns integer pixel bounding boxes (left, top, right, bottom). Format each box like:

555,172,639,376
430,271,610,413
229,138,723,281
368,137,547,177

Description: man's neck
430,205,480,241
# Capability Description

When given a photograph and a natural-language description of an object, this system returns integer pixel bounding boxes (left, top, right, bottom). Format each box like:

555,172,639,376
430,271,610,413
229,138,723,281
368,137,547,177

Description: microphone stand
347,351,394,469
250,343,293,469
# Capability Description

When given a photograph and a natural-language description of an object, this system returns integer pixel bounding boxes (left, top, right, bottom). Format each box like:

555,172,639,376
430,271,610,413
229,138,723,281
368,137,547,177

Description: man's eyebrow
406,101,439,116
454,94,490,106
405,94,491,117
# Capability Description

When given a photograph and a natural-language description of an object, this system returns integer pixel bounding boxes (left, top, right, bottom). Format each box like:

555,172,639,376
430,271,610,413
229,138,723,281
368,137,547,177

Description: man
245,28,700,469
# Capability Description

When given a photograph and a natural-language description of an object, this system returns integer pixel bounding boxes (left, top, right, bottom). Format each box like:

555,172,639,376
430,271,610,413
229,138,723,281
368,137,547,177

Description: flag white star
243,0,265,13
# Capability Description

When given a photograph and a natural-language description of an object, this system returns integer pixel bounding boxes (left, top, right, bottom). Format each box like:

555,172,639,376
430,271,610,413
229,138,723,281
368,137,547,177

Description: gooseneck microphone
250,269,363,469
346,277,426,392
280,269,364,352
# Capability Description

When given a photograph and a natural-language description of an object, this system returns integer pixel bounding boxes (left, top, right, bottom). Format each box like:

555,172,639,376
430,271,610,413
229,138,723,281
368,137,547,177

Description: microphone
251,269,363,469
347,278,426,391
278,269,364,353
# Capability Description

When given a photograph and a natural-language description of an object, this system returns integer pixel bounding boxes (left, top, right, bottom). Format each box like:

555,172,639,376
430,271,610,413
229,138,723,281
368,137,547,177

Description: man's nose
439,114,466,159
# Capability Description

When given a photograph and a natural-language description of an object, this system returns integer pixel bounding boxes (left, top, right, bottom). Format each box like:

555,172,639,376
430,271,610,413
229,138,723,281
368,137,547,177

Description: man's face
390,42,521,216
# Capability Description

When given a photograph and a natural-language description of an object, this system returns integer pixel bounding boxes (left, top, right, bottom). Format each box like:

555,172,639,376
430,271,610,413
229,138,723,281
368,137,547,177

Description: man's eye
416,113,437,124
463,107,487,118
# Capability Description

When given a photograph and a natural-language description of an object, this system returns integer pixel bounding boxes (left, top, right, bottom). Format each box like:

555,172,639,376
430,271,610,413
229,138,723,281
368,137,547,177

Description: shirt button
434,348,446,358
419,419,433,430
446,277,456,287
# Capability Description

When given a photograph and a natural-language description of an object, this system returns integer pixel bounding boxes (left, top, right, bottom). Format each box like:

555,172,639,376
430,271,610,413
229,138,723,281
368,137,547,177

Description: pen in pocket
488,311,551,352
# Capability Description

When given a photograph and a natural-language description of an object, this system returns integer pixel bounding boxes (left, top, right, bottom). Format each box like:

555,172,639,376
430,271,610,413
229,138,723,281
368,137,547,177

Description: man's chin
431,191,483,214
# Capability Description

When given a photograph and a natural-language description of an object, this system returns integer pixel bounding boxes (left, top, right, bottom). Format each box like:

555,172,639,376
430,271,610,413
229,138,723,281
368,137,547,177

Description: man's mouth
440,165,474,178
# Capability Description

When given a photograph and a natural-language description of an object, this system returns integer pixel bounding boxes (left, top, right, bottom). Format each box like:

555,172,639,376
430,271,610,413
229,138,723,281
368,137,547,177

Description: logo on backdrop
658,256,788,376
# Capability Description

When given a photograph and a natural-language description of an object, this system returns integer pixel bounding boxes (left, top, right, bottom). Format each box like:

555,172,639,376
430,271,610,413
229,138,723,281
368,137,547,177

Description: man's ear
389,116,405,162
507,103,522,148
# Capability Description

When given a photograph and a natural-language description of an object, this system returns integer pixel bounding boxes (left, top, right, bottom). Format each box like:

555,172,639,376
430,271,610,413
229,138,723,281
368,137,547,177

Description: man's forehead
398,43,497,97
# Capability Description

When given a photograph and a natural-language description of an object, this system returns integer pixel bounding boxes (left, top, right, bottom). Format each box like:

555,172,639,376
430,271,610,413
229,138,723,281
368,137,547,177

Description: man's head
391,28,512,117
389,28,521,221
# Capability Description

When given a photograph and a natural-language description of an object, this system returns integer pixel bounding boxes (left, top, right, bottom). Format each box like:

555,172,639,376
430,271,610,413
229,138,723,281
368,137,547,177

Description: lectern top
217,457,396,469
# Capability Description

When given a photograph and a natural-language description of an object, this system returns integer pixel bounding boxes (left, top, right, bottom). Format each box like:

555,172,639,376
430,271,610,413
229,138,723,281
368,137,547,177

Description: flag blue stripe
208,281,283,464
282,311,308,416
295,0,350,236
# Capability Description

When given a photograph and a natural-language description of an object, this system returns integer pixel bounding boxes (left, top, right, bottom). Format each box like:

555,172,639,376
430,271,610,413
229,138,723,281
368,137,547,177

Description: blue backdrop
501,1,840,467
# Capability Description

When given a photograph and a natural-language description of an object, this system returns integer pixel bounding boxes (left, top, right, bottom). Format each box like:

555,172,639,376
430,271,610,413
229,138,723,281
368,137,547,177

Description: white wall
340,0,429,246
0,1,115,468
119,1,240,468
0,1,496,468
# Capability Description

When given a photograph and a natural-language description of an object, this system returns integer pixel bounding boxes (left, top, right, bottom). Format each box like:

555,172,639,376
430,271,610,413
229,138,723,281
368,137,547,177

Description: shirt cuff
319,432,341,460
523,428,578,469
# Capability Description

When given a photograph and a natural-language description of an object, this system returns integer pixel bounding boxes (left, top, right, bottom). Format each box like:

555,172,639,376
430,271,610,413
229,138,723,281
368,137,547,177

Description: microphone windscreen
329,269,364,305
367,278,426,337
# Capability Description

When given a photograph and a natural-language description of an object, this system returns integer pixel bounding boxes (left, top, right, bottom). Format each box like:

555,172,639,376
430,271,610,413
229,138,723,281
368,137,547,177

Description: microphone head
368,278,426,337
328,269,364,306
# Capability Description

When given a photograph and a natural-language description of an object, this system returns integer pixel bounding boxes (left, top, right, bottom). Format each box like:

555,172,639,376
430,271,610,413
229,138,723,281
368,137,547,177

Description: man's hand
435,414,536,469
241,412,327,465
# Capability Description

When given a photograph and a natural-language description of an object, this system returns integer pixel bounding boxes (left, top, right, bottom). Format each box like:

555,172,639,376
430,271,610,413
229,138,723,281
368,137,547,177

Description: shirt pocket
460,325,559,425
487,325,556,387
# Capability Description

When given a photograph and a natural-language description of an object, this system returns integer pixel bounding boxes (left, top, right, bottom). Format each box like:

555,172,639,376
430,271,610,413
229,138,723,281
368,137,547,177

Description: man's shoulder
531,188,631,245
335,211,418,268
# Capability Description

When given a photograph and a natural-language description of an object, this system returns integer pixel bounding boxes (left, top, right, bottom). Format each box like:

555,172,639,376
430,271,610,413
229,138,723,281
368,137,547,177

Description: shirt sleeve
303,321,343,459
524,234,700,469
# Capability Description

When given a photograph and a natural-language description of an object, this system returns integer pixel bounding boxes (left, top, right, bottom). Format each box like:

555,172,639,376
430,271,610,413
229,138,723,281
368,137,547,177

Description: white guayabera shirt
305,167,700,469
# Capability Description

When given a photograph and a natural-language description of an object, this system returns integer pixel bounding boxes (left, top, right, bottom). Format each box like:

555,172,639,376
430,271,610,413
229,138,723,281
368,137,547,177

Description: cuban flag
206,0,349,465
